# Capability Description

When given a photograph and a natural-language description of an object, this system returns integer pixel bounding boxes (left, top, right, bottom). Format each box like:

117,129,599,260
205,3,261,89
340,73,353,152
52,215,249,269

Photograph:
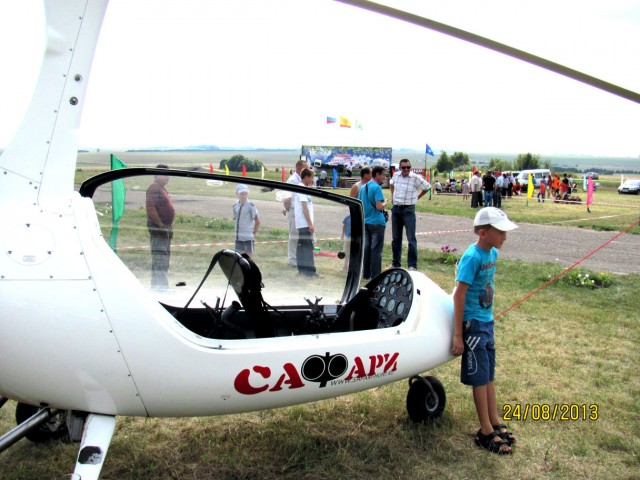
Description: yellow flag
340,116,352,128
225,164,229,175
261,165,265,179
527,173,534,199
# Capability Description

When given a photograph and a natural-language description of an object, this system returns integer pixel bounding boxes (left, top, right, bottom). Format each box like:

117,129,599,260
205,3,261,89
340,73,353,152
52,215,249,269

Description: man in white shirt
389,159,431,271
282,159,307,267
470,170,482,208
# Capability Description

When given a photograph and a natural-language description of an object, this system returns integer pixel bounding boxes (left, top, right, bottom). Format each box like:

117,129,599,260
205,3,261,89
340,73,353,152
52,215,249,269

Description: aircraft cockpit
80,168,415,340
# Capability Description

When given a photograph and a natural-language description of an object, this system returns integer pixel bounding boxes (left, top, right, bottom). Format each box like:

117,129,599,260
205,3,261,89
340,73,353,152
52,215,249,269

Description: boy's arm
253,217,260,235
451,282,469,356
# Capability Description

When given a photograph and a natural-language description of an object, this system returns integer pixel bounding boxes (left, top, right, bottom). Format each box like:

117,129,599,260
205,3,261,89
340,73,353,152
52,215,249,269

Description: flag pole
424,149,427,175
425,143,434,200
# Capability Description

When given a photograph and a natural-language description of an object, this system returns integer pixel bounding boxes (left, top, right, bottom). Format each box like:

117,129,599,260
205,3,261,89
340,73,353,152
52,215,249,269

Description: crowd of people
146,162,582,292
283,158,434,281
435,170,582,208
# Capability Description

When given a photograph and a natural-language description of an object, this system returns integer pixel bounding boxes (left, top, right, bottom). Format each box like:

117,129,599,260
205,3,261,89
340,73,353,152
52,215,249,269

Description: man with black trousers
470,170,483,208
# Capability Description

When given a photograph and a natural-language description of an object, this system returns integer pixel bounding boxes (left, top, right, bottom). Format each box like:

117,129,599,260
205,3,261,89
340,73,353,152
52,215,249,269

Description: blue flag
426,144,435,156
332,168,338,189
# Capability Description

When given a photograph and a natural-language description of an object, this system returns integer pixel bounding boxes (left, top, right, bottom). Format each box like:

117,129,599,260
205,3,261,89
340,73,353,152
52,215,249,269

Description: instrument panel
366,269,414,328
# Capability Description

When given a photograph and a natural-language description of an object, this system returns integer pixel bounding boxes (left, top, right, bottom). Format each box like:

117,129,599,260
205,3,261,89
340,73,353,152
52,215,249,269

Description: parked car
516,168,551,193
580,175,600,191
584,172,599,179
618,179,640,195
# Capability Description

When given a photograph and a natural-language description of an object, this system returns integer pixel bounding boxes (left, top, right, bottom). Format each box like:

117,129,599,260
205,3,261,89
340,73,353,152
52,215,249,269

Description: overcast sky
1,0,639,157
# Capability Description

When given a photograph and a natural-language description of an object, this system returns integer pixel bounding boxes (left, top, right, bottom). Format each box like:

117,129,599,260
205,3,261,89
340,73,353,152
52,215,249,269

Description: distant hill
76,149,639,174
123,145,298,153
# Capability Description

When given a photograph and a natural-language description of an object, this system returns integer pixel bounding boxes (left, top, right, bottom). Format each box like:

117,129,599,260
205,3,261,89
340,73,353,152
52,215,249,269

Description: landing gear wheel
406,375,446,423
15,402,68,443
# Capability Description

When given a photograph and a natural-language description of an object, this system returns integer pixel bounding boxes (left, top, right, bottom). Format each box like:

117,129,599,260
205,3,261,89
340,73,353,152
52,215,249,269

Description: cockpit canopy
80,168,364,327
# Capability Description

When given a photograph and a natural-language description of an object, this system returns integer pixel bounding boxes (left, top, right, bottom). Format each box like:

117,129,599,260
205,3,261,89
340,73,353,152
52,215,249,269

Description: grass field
1,250,638,479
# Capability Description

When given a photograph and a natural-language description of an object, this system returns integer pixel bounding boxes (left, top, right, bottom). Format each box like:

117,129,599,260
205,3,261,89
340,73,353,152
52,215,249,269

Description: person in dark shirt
146,164,175,290
483,172,496,207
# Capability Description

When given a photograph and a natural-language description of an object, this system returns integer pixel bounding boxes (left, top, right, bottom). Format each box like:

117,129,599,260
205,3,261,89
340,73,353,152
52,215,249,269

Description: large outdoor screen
302,145,392,173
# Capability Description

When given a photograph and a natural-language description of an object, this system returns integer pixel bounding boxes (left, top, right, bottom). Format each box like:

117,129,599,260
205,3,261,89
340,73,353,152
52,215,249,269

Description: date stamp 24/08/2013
503,403,599,421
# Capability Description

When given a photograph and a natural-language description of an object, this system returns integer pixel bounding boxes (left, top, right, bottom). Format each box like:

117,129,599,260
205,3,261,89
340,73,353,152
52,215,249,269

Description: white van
516,168,550,187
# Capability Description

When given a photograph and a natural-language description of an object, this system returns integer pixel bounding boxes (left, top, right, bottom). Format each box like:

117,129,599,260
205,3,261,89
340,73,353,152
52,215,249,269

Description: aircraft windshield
83,170,362,311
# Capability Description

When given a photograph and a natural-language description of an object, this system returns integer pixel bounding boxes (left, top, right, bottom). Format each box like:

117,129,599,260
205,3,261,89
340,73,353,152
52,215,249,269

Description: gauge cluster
366,269,414,328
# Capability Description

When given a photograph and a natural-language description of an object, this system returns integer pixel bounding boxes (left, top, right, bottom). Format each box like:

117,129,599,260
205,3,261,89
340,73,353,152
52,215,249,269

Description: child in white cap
451,207,518,454
233,184,260,257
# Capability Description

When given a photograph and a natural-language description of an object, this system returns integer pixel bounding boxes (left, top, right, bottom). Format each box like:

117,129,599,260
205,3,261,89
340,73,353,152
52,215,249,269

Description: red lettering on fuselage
344,352,399,381
234,363,305,395
234,352,399,395
383,352,399,373
234,365,271,395
268,362,305,392
344,356,367,381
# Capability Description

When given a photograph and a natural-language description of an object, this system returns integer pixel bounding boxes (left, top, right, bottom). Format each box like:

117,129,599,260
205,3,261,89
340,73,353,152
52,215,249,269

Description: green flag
109,154,127,251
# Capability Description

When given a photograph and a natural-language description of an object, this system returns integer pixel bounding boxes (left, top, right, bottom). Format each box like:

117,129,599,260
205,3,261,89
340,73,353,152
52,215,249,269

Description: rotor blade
334,0,640,105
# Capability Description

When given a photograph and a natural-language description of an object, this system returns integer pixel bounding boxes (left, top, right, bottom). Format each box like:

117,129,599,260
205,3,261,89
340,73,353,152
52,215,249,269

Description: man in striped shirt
389,159,431,271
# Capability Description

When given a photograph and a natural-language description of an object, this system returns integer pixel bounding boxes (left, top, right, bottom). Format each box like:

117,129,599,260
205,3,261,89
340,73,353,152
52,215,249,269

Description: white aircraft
1,1,637,479
0,2,456,478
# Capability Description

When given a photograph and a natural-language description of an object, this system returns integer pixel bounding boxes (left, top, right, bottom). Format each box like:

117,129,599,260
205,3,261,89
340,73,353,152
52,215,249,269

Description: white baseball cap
473,207,518,232
236,184,249,194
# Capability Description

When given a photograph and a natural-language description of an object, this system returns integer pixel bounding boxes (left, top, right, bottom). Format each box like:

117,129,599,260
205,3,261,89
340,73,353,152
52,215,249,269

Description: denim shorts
460,319,495,386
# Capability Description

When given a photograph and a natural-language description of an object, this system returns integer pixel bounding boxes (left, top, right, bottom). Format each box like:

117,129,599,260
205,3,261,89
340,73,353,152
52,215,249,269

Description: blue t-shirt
343,215,351,238
456,244,497,322
358,181,386,226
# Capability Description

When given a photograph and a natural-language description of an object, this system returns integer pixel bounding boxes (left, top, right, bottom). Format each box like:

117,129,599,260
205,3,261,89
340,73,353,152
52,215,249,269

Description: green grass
1,252,639,479
412,188,640,234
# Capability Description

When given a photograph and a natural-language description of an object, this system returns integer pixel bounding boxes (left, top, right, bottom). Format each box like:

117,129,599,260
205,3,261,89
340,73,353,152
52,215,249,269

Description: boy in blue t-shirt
451,207,518,454
357,166,387,279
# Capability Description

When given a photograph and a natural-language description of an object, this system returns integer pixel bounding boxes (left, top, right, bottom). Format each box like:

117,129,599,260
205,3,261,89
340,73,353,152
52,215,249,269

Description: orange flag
241,164,247,177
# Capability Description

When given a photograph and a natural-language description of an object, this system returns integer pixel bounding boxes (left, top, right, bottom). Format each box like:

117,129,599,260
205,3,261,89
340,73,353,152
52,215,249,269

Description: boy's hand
451,334,464,356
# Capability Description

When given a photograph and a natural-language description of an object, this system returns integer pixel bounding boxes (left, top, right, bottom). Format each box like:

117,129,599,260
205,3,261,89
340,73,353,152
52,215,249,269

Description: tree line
435,151,549,174
219,154,265,172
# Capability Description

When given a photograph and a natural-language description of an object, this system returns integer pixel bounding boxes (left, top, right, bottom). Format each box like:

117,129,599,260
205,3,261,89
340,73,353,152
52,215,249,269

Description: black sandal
493,423,516,446
475,429,512,454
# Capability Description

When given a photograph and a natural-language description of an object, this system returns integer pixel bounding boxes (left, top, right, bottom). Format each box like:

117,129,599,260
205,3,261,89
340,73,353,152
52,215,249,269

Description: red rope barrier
494,217,640,320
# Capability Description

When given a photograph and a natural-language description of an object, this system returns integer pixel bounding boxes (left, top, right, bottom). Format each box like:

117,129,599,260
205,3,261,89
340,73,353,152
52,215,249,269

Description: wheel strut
408,375,437,397
0,407,60,453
